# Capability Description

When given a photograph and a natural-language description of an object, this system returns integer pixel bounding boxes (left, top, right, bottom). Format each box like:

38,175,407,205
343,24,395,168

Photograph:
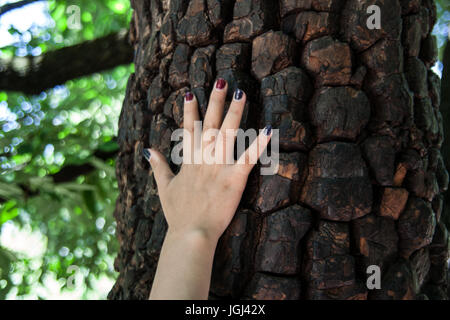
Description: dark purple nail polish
264,125,272,136
216,78,226,90
143,148,151,161
185,91,194,102
234,88,244,100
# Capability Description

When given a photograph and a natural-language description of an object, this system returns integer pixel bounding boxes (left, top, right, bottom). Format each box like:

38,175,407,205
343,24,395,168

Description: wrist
165,227,219,249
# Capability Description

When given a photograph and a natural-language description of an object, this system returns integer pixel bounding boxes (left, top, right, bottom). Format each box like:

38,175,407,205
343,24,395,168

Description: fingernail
264,125,272,136
143,148,151,161
215,78,226,90
234,88,244,100
185,91,194,102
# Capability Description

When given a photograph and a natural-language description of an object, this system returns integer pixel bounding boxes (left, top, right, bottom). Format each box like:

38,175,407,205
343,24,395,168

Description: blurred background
0,0,132,299
0,0,448,299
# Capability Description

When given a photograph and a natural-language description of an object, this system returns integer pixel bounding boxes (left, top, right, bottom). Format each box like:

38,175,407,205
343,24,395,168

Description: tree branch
0,30,133,95
0,0,43,16
51,147,118,184
0,142,119,203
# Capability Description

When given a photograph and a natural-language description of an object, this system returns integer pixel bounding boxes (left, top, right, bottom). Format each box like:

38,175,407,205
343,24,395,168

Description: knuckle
226,106,241,118
220,129,236,141
209,92,225,106
234,164,250,177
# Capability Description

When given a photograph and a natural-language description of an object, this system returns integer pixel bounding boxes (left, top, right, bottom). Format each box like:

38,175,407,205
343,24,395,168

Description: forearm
149,229,218,300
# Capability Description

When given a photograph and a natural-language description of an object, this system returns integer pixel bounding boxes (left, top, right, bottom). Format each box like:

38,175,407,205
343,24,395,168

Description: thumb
143,148,174,191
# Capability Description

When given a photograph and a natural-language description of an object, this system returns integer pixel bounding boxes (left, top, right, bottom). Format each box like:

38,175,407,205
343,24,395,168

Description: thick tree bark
441,40,450,226
440,40,450,297
0,30,133,95
109,0,449,300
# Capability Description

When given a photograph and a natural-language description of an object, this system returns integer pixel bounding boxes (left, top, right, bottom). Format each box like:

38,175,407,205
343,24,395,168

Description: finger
215,89,246,164
183,91,199,164
235,125,272,175
202,78,227,138
143,148,174,192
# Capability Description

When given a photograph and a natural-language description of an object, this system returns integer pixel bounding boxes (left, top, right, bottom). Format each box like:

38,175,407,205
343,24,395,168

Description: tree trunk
440,38,450,299
109,0,449,300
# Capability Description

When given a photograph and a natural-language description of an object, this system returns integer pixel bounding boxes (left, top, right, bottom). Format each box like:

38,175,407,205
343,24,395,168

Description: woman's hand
145,79,272,243
146,78,272,299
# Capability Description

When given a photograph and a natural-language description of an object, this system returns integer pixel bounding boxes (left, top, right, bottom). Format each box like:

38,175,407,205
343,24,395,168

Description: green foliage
0,246,16,299
434,0,450,61
0,200,19,226
0,0,132,299
3,0,132,55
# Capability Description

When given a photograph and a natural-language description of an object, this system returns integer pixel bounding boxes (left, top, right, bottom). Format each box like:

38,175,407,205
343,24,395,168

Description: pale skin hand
146,79,272,300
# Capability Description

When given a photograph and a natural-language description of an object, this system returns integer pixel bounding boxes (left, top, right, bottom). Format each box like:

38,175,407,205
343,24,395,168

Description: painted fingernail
143,148,151,161
234,88,244,100
215,78,226,90
264,125,272,136
185,91,194,102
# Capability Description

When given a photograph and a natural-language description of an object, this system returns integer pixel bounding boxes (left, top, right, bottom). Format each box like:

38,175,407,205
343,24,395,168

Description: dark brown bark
0,31,133,95
440,39,450,297
441,40,450,225
109,0,449,300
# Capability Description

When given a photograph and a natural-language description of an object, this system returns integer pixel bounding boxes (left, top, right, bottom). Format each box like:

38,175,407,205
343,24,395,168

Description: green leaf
0,201,19,226
82,190,96,215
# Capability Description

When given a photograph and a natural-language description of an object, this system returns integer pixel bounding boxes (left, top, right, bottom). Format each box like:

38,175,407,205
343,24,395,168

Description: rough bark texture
441,41,450,228
109,0,449,300
440,39,450,300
